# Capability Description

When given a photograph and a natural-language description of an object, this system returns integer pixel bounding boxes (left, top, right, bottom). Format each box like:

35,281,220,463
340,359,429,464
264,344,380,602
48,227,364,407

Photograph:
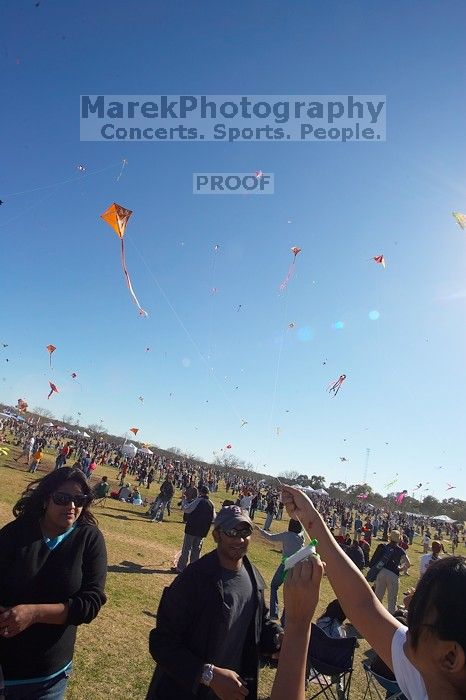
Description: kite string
2,161,121,198
127,237,243,423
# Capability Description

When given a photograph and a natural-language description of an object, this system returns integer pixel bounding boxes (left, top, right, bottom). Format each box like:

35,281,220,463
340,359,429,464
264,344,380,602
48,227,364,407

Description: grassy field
0,443,442,699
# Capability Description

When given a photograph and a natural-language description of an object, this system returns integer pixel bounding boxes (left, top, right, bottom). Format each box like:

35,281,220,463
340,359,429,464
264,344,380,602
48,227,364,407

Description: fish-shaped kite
47,381,59,399
100,203,148,317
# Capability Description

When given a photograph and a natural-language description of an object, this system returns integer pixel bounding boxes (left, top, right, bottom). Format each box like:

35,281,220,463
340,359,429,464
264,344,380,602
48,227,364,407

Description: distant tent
82,431,91,438
432,514,457,523
138,447,153,455
315,488,329,496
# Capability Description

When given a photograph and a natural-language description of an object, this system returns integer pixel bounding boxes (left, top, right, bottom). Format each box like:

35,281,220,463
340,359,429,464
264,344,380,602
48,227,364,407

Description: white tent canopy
315,488,329,495
43,422,54,427
138,447,153,455
432,514,457,523
82,432,91,438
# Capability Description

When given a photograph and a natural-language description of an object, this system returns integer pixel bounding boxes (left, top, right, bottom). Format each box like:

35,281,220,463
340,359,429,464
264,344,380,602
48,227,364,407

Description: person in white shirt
419,540,443,578
279,485,466,700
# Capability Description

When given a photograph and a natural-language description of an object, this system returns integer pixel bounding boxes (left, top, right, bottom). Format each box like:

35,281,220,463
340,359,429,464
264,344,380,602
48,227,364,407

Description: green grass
1,441,456,699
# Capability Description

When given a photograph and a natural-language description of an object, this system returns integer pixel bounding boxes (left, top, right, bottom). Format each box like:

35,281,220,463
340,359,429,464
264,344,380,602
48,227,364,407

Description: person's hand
0,604,38,637
280,485,320,532
210,666,249,700
283,556,323,627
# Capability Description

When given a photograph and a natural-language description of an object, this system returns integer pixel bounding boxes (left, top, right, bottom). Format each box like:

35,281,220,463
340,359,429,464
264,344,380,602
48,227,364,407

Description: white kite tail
120,238,148,317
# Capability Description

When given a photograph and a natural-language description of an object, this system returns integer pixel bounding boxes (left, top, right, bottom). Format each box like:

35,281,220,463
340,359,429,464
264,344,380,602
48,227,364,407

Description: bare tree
88,422,107,434
62,414,74,425
278,469,300,482
32,407,55,419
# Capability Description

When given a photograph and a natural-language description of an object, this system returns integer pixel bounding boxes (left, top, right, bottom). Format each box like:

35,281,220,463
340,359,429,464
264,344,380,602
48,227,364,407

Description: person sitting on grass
93,475,109,500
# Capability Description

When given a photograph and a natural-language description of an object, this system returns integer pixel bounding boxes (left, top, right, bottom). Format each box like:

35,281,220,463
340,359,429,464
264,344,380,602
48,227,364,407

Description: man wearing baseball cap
146,505,283,700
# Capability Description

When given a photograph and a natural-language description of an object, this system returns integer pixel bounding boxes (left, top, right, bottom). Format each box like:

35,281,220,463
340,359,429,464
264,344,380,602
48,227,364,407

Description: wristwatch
200,663,214,687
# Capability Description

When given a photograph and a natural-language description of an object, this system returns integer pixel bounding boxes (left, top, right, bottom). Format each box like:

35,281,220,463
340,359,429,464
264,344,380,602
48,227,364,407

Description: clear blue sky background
1,0,465,502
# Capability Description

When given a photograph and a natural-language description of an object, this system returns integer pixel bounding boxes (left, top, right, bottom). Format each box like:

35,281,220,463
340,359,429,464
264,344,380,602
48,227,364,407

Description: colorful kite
357,492,369,499
100,203,148,317
129,427,139,435
255,170,263,179
280,246,302,291
385,474,399,489
16,398,28,413
47,381,59,399
452,211,466,230
328,374,346,397
373,255,385,268
46,344,56,366
225,444,232,449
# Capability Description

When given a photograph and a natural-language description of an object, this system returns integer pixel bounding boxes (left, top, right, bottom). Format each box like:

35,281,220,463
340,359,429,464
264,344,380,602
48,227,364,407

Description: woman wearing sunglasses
0,467,107,699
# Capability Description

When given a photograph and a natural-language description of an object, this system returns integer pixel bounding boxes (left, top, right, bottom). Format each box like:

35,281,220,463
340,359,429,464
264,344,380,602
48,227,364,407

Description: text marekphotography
80,95,386,143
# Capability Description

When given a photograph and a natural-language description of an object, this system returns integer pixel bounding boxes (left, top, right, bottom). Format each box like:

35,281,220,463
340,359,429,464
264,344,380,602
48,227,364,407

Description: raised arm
271,557,323,700
281,486,401,670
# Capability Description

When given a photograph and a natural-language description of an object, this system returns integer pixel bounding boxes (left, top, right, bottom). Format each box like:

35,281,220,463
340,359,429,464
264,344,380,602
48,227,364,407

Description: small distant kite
288,322,295,329
47,381,59,399
0,200,3,206
76,164,86,172
340,457,348,462
255,170,263,179
328,374,346,397
225,444,232,449
145,347,150,352
46,344,56,366
214,244,220,252
275,427,281,436
452,211,466,230
100,203,148,317
414,483,423,490
1,343,8,348
211,287,218,294
373,254,386,268
280,246,302,291
237,305,242,312
446,483,456,491
385,474,399,489
138,396,144,402
129,427,139,435
71,372,77,379
116,158,128,182
240,420,248,428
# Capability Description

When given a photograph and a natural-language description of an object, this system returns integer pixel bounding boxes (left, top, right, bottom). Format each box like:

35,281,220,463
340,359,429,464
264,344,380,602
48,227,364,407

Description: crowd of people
1,413,465,699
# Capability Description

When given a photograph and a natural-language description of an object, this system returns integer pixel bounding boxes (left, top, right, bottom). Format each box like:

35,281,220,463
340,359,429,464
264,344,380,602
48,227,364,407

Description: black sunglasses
221,526,253,538
51,492,91,507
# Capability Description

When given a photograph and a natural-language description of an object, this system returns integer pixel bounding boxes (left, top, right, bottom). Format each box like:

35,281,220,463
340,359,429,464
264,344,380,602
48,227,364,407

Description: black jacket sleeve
67,527,107,625
368,543,384,568
149,573,203,695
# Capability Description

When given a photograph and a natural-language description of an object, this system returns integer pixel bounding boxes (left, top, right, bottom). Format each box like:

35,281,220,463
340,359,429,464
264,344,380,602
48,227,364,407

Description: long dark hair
13,467,97,526
408,556,466,653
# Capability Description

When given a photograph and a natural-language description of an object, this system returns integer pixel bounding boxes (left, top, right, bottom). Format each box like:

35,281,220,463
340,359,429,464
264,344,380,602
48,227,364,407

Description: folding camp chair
306,623,357,699
362,661,404,699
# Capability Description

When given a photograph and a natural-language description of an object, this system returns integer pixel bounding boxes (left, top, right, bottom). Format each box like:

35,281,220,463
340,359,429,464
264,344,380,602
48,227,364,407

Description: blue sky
1,0,466,502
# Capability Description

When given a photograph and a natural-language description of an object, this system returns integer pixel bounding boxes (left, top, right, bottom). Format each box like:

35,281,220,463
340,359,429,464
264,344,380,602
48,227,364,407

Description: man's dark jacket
146,549,282,700
185,496,214,538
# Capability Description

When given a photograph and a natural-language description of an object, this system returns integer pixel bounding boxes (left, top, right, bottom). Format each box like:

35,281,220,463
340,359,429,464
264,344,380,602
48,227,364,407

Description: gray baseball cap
213,505,252,531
